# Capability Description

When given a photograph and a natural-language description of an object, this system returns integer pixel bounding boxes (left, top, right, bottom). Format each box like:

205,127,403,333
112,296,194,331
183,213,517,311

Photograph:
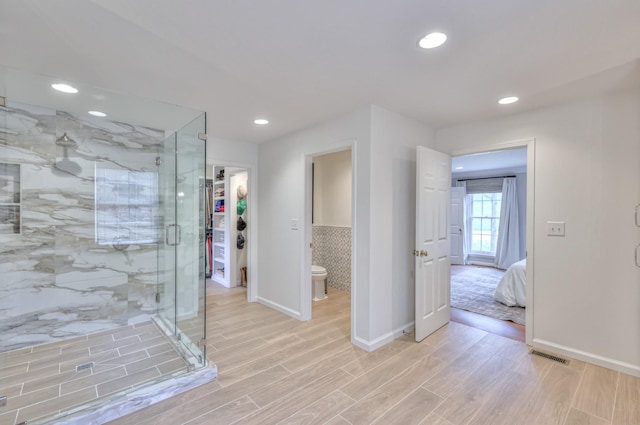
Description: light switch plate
547,221,565,236
291,219,298,230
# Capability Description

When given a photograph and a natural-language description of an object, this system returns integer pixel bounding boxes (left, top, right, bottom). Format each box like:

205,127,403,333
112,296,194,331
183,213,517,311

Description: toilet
312,265,328,301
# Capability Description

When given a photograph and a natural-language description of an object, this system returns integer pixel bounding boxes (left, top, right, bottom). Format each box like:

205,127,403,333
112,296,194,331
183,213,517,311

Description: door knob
420,250,428,257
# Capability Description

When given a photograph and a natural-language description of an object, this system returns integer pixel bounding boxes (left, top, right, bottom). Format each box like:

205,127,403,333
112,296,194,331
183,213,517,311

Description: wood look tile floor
105,282,639,425
0,321,188,425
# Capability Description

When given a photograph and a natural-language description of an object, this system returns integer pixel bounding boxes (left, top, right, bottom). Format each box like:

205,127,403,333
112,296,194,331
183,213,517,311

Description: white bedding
494,259,527,307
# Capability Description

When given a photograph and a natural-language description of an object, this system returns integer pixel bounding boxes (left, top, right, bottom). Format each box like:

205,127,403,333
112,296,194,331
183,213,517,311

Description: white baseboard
256,296,303,321
468,261,495,267
352,322,414,352
532,338,640,378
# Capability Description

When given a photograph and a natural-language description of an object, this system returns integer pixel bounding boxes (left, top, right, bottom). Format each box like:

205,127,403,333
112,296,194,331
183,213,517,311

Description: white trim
256,296,303,320
467,260,495,267
451,138,535,346
532,339,640,378
353,322,414,352
350,140,358,347
524,141,535,345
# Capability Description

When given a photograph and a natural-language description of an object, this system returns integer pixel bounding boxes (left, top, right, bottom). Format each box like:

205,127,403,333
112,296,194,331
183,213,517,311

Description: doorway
310,149,352,312
206,162,256,303
304,146,355,323
449,144,534,343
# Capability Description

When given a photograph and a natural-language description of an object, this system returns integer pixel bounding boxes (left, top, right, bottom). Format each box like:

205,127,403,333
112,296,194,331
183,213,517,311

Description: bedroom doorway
448,144,533,342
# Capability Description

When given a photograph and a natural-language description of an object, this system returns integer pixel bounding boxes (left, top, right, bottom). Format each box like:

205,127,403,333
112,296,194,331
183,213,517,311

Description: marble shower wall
0,101,166,352
312,225,351,292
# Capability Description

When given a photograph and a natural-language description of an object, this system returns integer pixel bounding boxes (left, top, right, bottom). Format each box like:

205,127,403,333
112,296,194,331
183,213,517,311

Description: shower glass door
158,113,207,366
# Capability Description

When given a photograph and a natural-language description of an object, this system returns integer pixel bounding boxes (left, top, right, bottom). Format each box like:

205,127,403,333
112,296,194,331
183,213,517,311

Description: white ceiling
1,0,640,144
452,148,527,174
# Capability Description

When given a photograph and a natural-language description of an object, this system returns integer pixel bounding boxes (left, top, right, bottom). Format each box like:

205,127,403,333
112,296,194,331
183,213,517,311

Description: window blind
460,177,503,194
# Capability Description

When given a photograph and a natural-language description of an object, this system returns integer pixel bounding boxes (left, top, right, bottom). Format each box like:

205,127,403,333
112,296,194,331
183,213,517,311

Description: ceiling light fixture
418,32,447,49
455,166,464,170
88,110,107,117
498,96,519,105
51,83,78,94
254,118,269,125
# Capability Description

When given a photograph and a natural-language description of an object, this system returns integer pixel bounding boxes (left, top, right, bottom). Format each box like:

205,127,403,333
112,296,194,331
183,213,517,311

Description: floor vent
76,361,95,372
530,350,570,365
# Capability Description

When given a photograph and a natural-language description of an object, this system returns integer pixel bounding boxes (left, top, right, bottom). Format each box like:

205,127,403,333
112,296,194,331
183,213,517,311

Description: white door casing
415,146,452,342
450,186,465,265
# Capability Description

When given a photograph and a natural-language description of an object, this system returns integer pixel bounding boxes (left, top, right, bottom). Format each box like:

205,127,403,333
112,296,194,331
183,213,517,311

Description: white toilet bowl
312,265,328,301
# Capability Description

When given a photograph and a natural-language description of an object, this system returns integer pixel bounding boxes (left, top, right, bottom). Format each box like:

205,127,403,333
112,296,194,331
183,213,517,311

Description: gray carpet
451,265,525,325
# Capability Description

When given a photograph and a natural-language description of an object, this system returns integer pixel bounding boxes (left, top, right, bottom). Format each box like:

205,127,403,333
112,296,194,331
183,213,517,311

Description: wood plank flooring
450,307,525,342
105,282,639,425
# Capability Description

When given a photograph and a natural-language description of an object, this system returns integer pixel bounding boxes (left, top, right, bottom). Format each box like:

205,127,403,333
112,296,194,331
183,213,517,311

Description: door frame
302,140,357,329
207,160,258,303
450,138,535,345
450,186,466,265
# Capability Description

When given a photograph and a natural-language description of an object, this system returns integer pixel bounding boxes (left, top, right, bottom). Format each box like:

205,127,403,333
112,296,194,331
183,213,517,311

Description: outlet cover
547,221,565,236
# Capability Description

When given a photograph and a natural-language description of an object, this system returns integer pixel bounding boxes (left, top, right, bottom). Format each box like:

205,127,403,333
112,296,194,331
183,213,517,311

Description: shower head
56,132,77,147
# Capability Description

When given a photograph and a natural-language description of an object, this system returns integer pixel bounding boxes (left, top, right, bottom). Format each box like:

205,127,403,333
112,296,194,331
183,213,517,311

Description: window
95,166,159,246
470,192,501,255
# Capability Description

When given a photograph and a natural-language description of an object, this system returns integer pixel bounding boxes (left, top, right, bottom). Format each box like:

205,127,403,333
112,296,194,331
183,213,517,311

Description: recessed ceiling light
418,32,447,49
88,110,107,117
254,118,269,125
498,96,519,105
455,166,464,170
51,83,78,94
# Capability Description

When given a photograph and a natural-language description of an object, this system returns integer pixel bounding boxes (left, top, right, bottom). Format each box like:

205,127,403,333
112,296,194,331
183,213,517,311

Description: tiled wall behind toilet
312,225,351,292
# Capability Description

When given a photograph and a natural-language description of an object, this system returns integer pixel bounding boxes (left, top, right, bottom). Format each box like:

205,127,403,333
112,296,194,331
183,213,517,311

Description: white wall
369,105,436,345
313,149,352,227
206,136,258,172
257,105,435,349
436,89,640,376
257,106,372,337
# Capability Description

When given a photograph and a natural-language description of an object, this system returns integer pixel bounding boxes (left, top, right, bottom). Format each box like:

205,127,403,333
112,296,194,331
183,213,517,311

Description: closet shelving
211,166,230,286
207,164,248,288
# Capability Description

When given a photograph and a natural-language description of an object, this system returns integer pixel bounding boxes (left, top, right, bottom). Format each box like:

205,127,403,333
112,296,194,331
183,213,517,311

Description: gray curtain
494,177,520,269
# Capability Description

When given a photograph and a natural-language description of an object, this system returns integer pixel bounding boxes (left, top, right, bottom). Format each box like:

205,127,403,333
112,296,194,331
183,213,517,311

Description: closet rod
456,175,516,181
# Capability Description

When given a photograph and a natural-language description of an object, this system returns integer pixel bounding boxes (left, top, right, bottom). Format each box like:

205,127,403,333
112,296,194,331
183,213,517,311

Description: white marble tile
0,102,187,352
48,362,217,425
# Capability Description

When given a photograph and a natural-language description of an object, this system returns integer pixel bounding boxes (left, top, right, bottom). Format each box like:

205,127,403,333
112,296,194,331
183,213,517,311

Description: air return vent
76,361,95,372
530,350,570,365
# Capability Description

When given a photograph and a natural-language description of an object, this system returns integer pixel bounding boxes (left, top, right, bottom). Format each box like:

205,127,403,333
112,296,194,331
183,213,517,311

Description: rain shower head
56,132,77,147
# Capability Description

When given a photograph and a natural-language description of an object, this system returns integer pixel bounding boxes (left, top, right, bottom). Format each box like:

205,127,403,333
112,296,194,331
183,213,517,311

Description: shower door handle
176,224,182,246
166,224,178,246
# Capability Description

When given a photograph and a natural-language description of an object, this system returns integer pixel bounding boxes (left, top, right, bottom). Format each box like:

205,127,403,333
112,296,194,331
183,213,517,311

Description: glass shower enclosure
0,67,213,425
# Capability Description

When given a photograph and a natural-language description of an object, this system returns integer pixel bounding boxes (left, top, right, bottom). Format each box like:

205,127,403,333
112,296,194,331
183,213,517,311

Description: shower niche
0,163,20,234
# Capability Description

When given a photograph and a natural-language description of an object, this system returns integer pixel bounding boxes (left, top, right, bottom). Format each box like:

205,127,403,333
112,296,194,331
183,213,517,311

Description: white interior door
415,146,451,342
450,186,465,265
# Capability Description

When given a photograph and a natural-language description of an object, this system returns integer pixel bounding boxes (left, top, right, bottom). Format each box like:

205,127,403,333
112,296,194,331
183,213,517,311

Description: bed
493,258,527,307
